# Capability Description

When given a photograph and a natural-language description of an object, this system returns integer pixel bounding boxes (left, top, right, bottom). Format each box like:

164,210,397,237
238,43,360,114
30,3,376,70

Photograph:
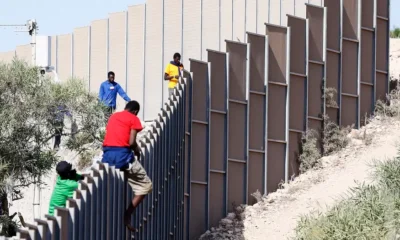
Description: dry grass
322,115,351,156
299,130,321,173
294,152,400,240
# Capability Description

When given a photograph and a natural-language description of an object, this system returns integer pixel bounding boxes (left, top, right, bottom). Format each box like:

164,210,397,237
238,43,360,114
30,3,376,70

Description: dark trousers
105,106,116,122
54,126,63,149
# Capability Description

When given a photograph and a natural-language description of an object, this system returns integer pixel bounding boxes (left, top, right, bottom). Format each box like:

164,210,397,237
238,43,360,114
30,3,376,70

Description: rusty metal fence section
225,40,250,209
376,0,390,102
188,60,210,239
265,24,290,192
360,0,376,125
306,4,326,142
246,33,268,203
325,0,341,124
341,0,360,128
206,50,229,227
287,15,308,177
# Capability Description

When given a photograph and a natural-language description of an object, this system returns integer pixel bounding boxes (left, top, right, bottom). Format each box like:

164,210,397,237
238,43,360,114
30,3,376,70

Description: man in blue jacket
99,71,131,119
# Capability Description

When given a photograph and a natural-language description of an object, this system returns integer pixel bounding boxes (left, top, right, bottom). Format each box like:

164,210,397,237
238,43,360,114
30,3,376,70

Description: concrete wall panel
127,5,145,119
164,0,183,103
246,0,257,33
220,0,233,51
51,36,57,70
15,44,31,64
308,0,322,6
269,0,281,25
183,0,201,65
202,0,220,59
145,0,163,120
282,0,295,26
233,0,246,42
73,27,90,85
295,0,308,19
0,50,15,63
109,12,127,111
257,0,269,33
57,34,72,82
89,19,108,93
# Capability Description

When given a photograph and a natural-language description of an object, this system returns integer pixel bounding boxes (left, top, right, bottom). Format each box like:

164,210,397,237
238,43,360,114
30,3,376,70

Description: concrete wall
0,0,378,122
0,50,15,63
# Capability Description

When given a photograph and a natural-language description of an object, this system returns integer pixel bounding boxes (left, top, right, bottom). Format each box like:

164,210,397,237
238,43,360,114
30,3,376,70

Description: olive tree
0,60,107,236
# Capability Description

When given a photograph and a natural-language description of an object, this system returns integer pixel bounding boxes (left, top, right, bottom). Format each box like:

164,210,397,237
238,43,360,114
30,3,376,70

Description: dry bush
299,130,321,173
322,115,351,156
375,86,400,118
294,149,400,240
251,190,263,203
324,87,339,108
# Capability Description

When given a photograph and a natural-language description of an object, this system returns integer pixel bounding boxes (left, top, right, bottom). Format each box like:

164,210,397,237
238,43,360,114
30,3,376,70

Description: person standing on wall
101,100,152,231
99,71,131,119
164,53,184,96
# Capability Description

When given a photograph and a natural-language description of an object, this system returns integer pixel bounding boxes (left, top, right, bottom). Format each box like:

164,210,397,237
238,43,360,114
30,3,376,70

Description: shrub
299,130,321,173
323,87,338,109
294,149,400,239
0,59,107,236
390,27,400,38
322,115,351,156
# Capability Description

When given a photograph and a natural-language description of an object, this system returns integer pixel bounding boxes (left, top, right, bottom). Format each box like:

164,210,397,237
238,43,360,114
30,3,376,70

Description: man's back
103,110,143,147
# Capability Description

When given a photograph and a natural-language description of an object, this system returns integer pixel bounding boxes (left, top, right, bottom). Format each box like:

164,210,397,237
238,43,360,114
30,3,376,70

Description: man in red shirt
102,100,152,231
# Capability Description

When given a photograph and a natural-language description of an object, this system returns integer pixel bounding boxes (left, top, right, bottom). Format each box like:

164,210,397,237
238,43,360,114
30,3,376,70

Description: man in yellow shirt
164,52,184,96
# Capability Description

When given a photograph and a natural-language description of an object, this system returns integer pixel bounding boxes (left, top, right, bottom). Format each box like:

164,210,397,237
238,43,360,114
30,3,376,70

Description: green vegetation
294,151,400,240
390,27,400,38
0,59,107,236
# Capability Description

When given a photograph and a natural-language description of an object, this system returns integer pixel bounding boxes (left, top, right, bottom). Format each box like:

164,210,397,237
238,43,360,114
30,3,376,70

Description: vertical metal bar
357,0,362,128
88,26,91,90
387,0,391,95
373,0,377,106
245,41,251,203
305,19,310,131
285,27,291,182
264,36,269,194
125,11,129,93
339,0,343,126
225,52,230,215
323,7,327,118
207,62,211,229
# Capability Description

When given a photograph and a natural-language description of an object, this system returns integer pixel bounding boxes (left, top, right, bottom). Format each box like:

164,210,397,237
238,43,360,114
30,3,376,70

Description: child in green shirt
48,161,84,216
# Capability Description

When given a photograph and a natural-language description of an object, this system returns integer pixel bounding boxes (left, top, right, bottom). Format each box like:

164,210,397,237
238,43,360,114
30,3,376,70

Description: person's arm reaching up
129,129,141,161
117,84,131,102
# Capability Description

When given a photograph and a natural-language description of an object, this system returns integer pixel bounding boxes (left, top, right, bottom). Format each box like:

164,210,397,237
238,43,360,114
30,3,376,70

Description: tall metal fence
3,0,390,240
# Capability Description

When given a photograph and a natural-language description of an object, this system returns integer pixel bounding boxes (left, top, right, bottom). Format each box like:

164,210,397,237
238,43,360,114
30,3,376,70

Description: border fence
0,0,390,239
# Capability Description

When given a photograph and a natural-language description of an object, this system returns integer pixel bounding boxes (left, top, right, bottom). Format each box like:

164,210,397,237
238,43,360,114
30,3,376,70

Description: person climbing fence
101,100,153,231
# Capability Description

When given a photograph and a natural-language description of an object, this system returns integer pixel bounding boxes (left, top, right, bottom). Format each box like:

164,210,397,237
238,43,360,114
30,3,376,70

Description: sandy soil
242,118,400,240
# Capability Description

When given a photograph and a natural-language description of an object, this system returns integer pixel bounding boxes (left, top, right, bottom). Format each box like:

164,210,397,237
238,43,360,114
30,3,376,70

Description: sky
0,0,398,52
0,0,145,52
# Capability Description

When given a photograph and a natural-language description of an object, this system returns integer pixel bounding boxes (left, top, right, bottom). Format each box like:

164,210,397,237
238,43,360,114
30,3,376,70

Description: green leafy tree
0,59,107,236
390,27,400,38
